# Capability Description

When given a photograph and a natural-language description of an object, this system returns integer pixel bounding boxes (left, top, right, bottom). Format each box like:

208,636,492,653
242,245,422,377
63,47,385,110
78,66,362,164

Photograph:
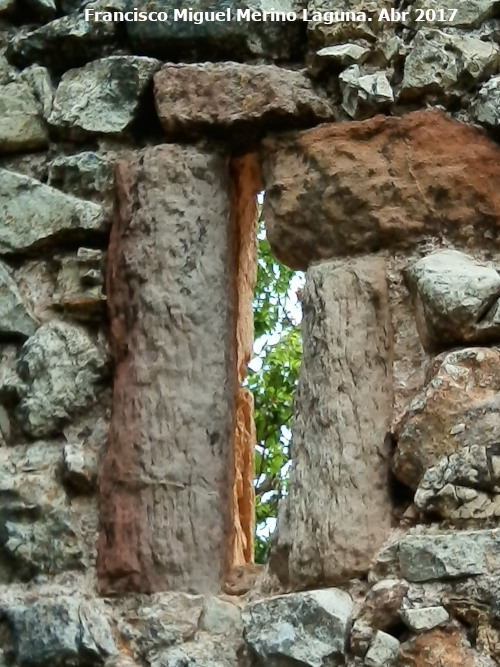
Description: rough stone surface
357,579,408,633
260,110,500,270
7,15,118,71
1,596,115,666
268,257,393,589
405,250,500,349
49,56,161,137
48,152,114,203
314,43,371,68
124,0,304,61
0,81,48,152
399,529,500,582
393,347,500,490
0,260,38,338
0,443,84,580
306,0,389,49
242,589,353,667
152,638,241,667
401,30,500,100
401,607,450,633
19,64,54,120
0,169,108,255
414,444,500,521
117,593,204,661
52,248,106,322
474,75,500,127
398,628,494,667
408,0,498,28
364,631,400,667
11,320,108,437
339,66,394,118
154,63,335,136
98,145,238,595
62,443,97,493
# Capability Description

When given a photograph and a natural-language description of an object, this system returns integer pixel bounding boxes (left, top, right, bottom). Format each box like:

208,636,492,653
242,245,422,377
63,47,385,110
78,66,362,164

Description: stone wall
2,1,500,666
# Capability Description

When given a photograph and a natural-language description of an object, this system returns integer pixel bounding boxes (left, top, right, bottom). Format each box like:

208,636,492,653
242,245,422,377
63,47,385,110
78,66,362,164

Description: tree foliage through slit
245,203,303,563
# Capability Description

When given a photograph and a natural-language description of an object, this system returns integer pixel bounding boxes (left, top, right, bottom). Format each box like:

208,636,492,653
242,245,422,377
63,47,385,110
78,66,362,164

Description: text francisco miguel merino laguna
84,6,434,24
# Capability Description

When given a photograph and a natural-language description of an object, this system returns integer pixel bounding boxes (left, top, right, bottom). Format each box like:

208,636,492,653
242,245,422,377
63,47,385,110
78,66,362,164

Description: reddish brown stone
398,629,478,667
154,63,335,137
98,145,239,595
260,110,500,270
228,154,260,569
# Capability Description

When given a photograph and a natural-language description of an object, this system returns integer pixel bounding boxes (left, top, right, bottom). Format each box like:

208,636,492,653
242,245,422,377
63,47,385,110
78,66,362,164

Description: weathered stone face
48,56,161,137
242,588,353,667
404,250,500,349
7,15,118,71
12,320,109,438
124,0,304,61
0,596,115,666
401,30,500,100
0,443,84,580
0,169,108,254
268,256,393,589
414,444,500,521
98,144,239,595
154,63,335,137
5,0,500,662
0,81,48,152
393,348,500,490
260,111,500,270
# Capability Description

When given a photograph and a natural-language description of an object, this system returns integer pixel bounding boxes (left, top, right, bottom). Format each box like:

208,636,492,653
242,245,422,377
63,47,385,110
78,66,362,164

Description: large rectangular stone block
97,145,239,594
269,256,394,589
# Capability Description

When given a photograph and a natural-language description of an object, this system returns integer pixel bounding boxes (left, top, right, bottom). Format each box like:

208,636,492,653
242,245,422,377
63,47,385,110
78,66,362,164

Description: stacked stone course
2,0,500,665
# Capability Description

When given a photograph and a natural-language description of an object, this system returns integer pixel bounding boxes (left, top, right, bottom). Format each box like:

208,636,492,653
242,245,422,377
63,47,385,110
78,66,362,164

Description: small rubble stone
0,169,108,254
306,0,385,49
408,0,498,28
13,320,108,437
0,443,83,580
398,529,500,582
393,347,500,490
415,444,500,521
7,15,118,71
19,64,54,119
49,56,161,137
405,250,500,348
401,29,500,100
242,588,353,667
125,0,303,61
364,631,400,667
118,592,204,660
339,66,393,118
199,598,242,635
0,260,38,338
53,248,106,321
153,638,240,667
474,75,500,127
1,596,115,666
0,81,48,153
398,628,493,667
314,43,371,67
62,443,96,493
48,152,114,201
351,579,407,657
0,53,16,85
154,63,335,136
401,606,450,633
